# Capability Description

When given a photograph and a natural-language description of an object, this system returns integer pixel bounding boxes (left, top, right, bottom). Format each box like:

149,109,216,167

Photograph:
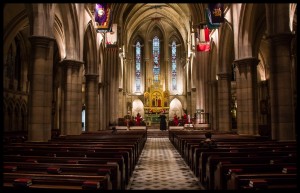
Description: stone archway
169,98,183,119
132,99,144,118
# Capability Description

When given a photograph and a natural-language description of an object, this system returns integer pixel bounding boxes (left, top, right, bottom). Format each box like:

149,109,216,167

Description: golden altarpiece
143,78,169,125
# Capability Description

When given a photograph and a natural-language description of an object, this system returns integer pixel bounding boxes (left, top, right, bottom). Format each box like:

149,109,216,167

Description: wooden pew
205,154,297,190
7,141,142,165
4,144,134,168
4,148,132,184
227,172,297,190
196,148,296,182
214,161,297,190
4,155,126,189
3,172,112,190
4,161,121,190
188,141,295,170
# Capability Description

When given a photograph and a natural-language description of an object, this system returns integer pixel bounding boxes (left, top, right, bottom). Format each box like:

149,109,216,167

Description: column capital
85,74,99,81
217,73,231,80
234,57,260,67
28,35,55,47
265,32,294,45
60,59,84,70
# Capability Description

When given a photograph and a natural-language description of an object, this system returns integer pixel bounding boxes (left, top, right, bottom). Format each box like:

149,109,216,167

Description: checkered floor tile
126,138,204,190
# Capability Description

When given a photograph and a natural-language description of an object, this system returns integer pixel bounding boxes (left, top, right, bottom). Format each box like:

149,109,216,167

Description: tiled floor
127,138,204,190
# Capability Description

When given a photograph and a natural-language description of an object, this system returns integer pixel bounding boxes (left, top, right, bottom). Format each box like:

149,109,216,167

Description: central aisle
127,138,204,190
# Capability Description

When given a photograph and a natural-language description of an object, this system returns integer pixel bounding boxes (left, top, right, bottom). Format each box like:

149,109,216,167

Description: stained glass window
172,41,177,90
135,41,141,92
153,36,160,81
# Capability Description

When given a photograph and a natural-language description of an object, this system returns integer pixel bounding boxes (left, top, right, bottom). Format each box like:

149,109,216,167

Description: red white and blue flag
197,26,210,52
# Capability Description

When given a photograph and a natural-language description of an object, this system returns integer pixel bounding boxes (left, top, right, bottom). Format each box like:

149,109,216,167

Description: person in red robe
136,112,141,126
183,113,188,124
173,114,179,126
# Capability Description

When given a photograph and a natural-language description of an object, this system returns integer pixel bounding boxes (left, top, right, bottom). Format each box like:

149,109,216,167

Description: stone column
28,36,55,142
196,51,209,111
191,88,197,118
267,34,295,140
234,57,259,135
217,73,231,132
85,74,99,132
186,58,191,93
104,47,119,125
164,59,168,91
210,80,218,130
98,82,105,130
61,59,83,135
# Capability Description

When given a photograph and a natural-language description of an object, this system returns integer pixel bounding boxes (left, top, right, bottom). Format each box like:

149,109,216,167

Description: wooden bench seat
3,172,112,190
4,155,127,189
205,155,297,190
196,149,296,181
4,148,132,183
4,161,121,190
187,141,295,169
227,172,297,190
6,143,139,165
214,161,297,190
5,145,135,174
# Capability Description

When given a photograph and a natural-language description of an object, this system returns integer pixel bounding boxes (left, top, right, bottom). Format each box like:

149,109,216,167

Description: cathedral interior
2,3,298,190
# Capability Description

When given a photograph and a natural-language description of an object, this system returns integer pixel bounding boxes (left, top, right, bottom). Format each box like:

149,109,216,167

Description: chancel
3,3,297,191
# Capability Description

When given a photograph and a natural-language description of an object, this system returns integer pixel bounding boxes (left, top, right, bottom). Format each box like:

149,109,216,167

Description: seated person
173,114,179,126
111,126,117,134
200,132,217,148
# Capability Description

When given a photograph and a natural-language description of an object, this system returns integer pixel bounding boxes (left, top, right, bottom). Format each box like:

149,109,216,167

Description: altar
144,113,163,124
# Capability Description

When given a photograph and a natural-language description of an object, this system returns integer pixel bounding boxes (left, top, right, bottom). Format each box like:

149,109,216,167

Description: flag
205,8,221,29
95,3,113,33
197,26,210,52
197,42,210,52
199,26,210,42
208,3,225,23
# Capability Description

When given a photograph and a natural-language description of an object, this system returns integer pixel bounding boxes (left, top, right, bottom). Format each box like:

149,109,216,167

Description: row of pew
3,130,147,190
169,130,297,190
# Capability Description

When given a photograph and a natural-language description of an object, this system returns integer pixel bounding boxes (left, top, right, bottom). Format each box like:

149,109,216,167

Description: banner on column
196,26,210,52
208,3,225,23
95,3,113,33
106,23,117,46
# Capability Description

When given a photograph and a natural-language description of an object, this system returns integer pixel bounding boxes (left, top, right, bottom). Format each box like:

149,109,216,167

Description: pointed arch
3,4,29,56
218,21,234,73
132,99,144,118
238,4,266,58
53,14,66,59
84,21,98,73
58,4,81,60
169,97,183,118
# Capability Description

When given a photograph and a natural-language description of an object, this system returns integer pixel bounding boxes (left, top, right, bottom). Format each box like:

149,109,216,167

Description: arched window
135,41,141,92
153,36,160,81
171,41,177,90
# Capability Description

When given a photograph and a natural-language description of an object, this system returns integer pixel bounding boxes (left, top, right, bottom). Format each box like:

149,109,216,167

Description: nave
127,138,204,190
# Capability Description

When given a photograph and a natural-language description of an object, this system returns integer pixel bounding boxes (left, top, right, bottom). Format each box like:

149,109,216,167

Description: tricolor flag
199,26,210,42
197,26,210,52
